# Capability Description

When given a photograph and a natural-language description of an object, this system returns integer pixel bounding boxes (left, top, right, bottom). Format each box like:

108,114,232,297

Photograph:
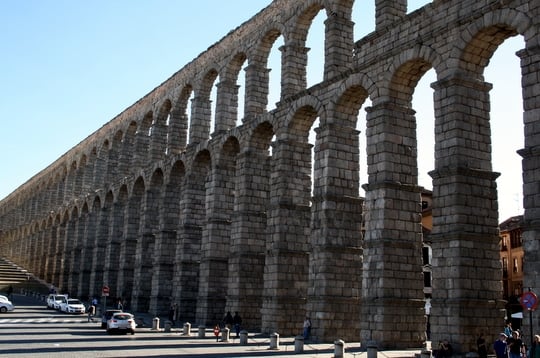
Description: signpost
520,289,538,351
102,286,110,311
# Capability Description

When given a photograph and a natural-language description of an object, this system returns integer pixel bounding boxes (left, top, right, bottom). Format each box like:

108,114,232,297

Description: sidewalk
128,311,425,358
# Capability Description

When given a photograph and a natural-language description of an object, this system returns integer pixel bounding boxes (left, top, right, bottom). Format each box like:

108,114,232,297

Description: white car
0,299,14,313
0,295,10,302
59,298,86,314
47,294,67,310
107,312,136,335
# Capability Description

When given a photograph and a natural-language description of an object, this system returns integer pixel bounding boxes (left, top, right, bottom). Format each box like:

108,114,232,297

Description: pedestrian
87,304,96,322
223,311,233,330
117,299,123,310
507,330,524,358
213,324,221,341
6,285,13,300
303,316,311,340
435,340,453,358
233,311,242,337
168,303,178,326
531,335,540,358
477,332,488,358
505,321,513,337
494,333,508,358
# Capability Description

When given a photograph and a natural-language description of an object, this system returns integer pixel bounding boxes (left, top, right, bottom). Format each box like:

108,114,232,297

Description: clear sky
0,1,525,222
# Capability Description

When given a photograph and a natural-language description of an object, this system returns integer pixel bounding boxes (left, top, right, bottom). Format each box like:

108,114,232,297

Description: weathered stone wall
1,0,539,352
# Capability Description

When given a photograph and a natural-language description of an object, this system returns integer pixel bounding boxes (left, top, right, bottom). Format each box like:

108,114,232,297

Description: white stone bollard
164,320,172,332
269,332,280,350
334,339,345,358
182,322,191,336
198,325,206,338
221,327,230,342
367,340,378,358
239,330,248,345
295,335,304,353
152,317,160,331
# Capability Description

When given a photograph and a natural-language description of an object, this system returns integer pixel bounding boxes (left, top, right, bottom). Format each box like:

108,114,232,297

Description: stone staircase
0,257,49,297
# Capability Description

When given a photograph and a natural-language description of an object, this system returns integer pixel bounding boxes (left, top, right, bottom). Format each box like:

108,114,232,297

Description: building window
513,258,519,273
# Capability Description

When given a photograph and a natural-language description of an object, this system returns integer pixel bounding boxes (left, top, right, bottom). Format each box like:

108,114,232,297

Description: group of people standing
493,321,540,358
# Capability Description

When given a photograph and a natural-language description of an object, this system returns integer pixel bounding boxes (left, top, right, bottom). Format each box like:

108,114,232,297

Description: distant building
499,215,524,319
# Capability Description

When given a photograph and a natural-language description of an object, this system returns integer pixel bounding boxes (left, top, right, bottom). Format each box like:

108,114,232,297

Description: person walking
494,333,508,358
303,316,311,341
508,330,524,358
233,312,242,337
87,304,96,322
223,311,233,330
477,332,488,358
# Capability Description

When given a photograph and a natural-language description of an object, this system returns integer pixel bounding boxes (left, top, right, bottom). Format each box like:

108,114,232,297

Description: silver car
0,298,14,313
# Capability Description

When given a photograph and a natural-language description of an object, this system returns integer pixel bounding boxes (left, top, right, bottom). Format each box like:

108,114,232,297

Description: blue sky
0,1,524,222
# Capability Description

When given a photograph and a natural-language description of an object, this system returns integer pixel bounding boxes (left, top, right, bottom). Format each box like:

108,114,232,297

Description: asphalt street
0,294,422,357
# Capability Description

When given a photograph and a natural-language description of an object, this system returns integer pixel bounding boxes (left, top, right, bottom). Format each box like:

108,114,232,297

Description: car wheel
0,307,7,313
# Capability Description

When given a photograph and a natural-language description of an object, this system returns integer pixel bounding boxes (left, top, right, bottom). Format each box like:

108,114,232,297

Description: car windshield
113,314,133,320
67,299,81,304
54,296,64,300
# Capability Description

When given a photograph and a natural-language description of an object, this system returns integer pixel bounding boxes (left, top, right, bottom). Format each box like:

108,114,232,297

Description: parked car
46,294,67,310
59,298,85,314
101,309,122,328
107,312,135,335
0,299,14,313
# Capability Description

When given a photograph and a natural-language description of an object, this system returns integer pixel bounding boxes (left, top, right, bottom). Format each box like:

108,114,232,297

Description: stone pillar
173,162,208,323
150,120,168,162
89,203,111,298
430,75,504,353
227,146,270,329
243,62,270,120
149,230,176,315
375,0,407,31
52,220,67,290
79,200,100,299
323,10,354,80
103,193,127,303
117,182,144,306
68,210,87,297
279,43,309,99
361,101,425,349
132,183,161,313
189,94,212,144
307,122,363,342
261,138,311,335
167,105,189,155
59,214,77,293
518,45,540,337
197,153,235,325
214,78,240,132
45,220,59,284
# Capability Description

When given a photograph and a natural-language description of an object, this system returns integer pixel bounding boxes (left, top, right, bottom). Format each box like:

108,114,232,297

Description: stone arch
107,184,128,299
455,8,532,77
285,97,322,140
150,100,171,160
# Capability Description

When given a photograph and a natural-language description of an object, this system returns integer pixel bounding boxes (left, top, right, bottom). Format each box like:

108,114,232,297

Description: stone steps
0,257,49,296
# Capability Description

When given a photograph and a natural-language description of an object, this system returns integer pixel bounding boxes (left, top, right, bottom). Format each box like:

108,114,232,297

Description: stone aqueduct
1,0,539,352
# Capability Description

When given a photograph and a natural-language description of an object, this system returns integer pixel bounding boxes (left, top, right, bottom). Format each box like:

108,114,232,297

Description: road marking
0,318,88,324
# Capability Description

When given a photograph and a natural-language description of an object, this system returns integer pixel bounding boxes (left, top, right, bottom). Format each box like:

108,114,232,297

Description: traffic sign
102,286,110,297
521,291,538,311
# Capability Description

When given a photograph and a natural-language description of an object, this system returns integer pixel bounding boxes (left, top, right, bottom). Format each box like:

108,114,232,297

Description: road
0,294,379,358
